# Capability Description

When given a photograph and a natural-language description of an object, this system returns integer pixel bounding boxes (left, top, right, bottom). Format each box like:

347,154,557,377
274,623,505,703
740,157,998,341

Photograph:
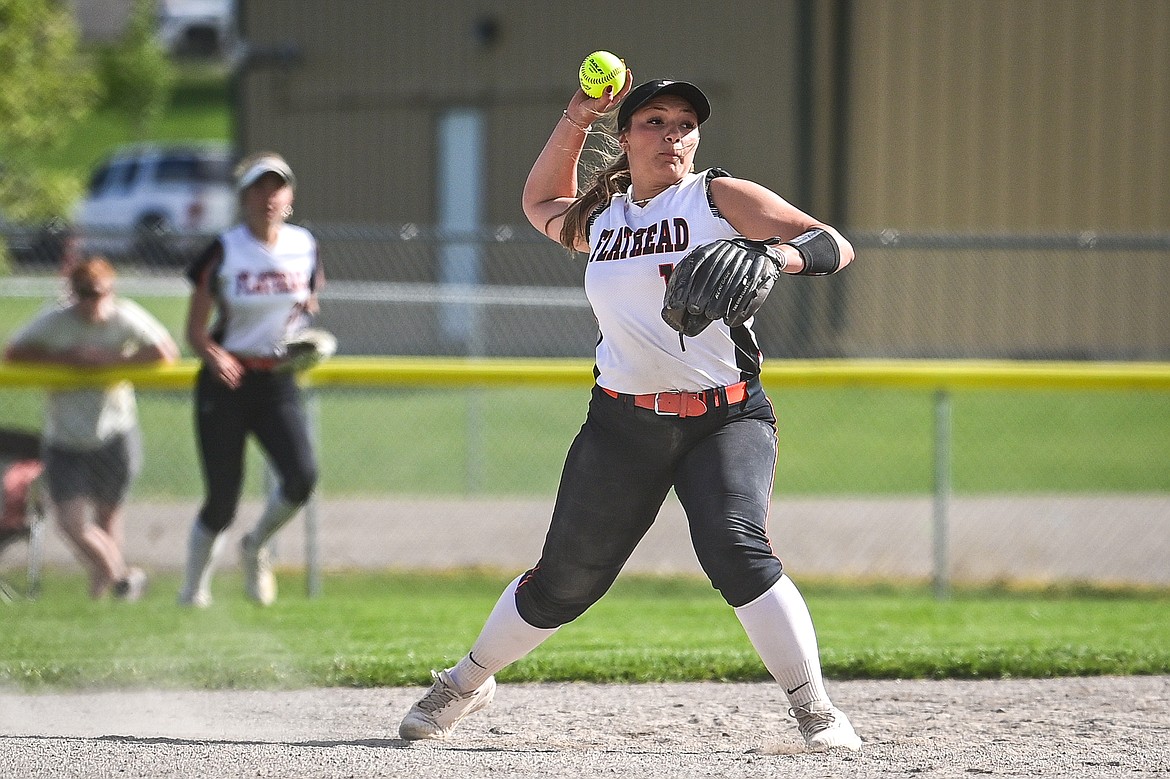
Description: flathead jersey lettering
589,218,690,262
234,269,311,296
584,169,764,395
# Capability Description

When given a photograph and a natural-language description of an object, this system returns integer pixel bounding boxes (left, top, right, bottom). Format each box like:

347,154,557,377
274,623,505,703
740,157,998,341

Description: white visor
236,157,296,191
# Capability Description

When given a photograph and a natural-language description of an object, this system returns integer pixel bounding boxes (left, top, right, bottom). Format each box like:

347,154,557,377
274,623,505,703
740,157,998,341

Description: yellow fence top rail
2,357,1170,392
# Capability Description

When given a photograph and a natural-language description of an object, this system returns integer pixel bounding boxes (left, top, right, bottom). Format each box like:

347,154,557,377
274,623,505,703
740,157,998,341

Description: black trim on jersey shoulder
704,167,733,219
585,201,607,246
185,237,225,294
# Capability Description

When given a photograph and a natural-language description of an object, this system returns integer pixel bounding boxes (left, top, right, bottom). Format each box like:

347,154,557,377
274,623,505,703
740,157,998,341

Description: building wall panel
846,0,1170,231
236,0,805,225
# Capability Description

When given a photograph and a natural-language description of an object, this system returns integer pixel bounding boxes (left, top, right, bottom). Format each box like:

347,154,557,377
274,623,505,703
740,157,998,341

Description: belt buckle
653,391,707,417
652,392,678,416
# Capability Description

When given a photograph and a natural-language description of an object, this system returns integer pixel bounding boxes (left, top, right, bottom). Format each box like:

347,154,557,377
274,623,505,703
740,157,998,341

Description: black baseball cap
617,79,711,131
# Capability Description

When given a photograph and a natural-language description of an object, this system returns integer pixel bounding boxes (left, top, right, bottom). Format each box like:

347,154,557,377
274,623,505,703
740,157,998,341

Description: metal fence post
304,388,321,598
932,388,952,599
465,294,486,494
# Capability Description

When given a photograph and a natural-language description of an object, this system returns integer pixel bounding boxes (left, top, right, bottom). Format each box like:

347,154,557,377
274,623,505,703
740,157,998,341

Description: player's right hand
207,347,243,389
570,68,633,124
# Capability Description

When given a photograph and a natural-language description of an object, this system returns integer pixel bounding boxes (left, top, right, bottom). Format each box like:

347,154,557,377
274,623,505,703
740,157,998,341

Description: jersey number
658,263,686,352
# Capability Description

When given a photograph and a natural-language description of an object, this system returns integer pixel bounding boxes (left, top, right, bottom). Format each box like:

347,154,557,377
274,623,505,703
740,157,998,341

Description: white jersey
187,223,320,358
585,168,762,395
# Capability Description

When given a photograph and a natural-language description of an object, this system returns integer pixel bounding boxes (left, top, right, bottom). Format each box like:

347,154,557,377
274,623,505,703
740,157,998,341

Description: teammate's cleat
177,587,212,608
792,702,862,751
241,538,277,603
399,669,496,740
113,567,148,602
240,535,277,606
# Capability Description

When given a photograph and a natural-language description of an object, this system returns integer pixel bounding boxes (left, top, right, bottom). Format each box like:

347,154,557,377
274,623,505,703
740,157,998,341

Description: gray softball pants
515,378,785,629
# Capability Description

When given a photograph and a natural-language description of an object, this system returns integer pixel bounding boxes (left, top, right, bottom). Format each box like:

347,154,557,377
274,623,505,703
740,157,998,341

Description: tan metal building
235,0,822,226
235,0,1170,232
845,0,1170,232
233,1,1170,360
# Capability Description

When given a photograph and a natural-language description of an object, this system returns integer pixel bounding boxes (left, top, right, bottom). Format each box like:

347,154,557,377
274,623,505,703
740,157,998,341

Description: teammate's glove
278,328,337,372
661,237,784,337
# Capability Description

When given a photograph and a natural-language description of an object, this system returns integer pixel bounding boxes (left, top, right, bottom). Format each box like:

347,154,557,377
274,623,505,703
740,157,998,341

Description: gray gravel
2,675,1168,778
6,496,1169,776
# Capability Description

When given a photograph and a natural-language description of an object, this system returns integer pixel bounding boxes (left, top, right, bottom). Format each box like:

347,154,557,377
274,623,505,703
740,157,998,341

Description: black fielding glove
662,237,782,336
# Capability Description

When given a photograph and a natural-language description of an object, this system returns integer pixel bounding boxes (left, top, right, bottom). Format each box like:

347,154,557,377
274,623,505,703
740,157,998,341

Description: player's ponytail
553,127,629,250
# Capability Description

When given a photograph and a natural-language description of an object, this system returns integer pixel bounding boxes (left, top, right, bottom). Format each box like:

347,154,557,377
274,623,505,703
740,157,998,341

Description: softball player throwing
398,77,861,751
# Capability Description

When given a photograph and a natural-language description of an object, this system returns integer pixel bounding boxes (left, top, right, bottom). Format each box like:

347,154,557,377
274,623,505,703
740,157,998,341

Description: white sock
247,491,300,547
734,574,830,709
180,521,225,598
447,575,559,693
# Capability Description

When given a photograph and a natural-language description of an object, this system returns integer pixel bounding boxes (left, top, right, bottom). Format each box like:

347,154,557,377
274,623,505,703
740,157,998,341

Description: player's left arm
304,240,324,316
708,176,854,275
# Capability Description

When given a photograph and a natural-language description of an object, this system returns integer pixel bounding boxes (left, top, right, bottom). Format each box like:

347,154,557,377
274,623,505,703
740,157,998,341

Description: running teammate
178,152,323,607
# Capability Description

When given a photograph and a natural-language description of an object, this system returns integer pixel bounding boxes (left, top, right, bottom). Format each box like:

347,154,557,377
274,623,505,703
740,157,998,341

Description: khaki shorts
44,429,142,505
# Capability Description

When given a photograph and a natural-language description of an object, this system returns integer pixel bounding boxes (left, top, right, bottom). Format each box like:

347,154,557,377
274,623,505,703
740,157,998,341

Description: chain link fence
2,225,1168,590
9,224,1169,360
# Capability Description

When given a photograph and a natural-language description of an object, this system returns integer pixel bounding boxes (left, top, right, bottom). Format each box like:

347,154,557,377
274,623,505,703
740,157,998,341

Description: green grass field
4,378,1170,498
1,571,1167,690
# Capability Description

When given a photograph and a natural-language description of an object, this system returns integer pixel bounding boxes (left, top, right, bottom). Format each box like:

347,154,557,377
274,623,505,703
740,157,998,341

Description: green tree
0,0,99,220
96,0,176,140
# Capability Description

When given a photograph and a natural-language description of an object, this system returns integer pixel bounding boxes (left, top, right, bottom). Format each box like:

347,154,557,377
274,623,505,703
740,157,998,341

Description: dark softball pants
515,379,785,629
194,366,318,533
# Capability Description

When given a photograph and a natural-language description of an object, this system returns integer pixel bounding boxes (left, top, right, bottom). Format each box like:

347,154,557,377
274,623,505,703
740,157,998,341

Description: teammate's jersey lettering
234,269,309,296
590,218,690,262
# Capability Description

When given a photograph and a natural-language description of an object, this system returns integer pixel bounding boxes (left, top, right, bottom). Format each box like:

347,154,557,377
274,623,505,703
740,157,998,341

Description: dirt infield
1,675,1168,778
4,497,1169,777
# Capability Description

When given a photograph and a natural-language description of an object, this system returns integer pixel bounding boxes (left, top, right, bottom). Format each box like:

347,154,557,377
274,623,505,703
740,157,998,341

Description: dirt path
18,493,1170,587
2,676,1167,778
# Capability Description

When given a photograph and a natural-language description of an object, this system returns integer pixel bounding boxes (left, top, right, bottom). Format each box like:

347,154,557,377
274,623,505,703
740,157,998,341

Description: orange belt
602,381,748,418
233,355,284,372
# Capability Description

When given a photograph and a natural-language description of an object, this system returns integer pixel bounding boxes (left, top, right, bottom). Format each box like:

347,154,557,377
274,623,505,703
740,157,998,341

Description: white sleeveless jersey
189,223,319,357
585,168,763,395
